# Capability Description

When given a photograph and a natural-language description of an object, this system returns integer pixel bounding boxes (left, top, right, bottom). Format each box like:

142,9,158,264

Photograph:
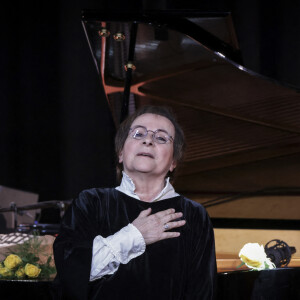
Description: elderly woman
53,106,216,300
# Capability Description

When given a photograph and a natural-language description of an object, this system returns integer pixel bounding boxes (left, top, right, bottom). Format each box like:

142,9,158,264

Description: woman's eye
134,132,144,138
156,136,167,143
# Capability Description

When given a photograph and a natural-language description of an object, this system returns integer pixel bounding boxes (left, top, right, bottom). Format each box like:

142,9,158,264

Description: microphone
265,239,296,267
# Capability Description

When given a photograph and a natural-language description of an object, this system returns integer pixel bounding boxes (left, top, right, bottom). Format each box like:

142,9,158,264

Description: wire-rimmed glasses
129,126,173,144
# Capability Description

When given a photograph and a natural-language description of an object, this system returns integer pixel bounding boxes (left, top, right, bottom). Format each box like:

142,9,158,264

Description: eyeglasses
129,126,173,144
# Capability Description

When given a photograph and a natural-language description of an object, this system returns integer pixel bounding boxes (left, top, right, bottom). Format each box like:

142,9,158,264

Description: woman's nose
142,133,153,145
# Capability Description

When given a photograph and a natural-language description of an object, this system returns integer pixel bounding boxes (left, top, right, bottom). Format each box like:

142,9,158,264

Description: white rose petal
239,243,270,270
265,257,276,269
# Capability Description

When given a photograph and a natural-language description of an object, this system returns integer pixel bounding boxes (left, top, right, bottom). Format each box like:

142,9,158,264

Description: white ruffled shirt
89,172,179,281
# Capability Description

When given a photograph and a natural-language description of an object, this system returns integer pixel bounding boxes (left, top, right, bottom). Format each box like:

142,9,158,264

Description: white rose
239,243,275,270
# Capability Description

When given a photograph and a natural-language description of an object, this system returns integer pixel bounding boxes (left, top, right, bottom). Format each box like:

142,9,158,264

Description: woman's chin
135,168,155,174
126,166,157,176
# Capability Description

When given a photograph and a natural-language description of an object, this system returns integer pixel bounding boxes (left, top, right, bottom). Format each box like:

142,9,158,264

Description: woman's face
119,113,177,180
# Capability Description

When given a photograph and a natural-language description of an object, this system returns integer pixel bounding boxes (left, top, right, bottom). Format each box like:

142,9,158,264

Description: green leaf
264,261,270,269
236,261,246,269
46,256,52,265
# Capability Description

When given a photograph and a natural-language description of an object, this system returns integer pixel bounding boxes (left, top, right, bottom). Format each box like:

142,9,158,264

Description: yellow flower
239,243,275,270
24,263,41,278
0,266,14,277
240,254,262,268
4,254,22,270
15,267,25,278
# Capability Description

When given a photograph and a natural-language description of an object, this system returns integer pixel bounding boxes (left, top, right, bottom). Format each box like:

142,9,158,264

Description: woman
53,106,216,299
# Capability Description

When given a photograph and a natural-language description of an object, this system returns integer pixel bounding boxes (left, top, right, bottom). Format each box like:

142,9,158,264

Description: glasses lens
131,127,147,139
154,131,170,144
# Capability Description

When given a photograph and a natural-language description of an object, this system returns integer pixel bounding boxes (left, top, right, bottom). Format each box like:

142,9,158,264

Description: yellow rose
0,266,14,277
24,263,41,278
15,267,25,278
4,254,22,270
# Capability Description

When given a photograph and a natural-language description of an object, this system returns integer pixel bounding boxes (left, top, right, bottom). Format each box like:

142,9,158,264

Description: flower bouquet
0,234,56,280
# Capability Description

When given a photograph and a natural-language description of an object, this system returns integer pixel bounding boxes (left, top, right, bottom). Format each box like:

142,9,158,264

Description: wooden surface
217,257,300,273
214,228,299,254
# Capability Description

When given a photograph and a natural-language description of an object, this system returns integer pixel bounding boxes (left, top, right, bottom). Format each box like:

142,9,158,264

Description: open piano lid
81,7,300,229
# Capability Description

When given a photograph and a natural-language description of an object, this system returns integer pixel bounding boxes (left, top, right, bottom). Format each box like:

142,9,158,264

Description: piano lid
81,7,300,203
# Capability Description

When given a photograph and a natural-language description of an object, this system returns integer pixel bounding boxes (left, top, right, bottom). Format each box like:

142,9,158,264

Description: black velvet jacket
53,188,216,300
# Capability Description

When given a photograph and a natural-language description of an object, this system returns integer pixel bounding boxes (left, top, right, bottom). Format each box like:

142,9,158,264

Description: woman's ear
118,151,123,163
169,160,177,172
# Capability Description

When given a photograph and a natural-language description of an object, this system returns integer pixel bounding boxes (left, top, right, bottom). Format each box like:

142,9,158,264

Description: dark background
0,0,117,205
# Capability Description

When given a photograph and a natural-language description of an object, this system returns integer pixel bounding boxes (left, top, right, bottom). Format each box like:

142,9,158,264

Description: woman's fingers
154,209,183,223
159,221,185,242
161,212,183,224
154,208,175,219
138,207,152,217
132,208,186,245
151,209,185,232
162,231,181,239
163,219,186,231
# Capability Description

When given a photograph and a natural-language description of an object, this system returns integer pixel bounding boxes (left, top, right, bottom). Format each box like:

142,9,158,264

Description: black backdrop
0,1,116,210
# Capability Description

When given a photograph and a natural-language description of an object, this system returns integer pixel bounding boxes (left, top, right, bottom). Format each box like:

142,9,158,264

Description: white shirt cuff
90,224,145,281
104,223,146,264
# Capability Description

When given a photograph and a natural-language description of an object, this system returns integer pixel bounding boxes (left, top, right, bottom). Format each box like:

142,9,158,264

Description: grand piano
80,1,300,299
1,1,300,299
